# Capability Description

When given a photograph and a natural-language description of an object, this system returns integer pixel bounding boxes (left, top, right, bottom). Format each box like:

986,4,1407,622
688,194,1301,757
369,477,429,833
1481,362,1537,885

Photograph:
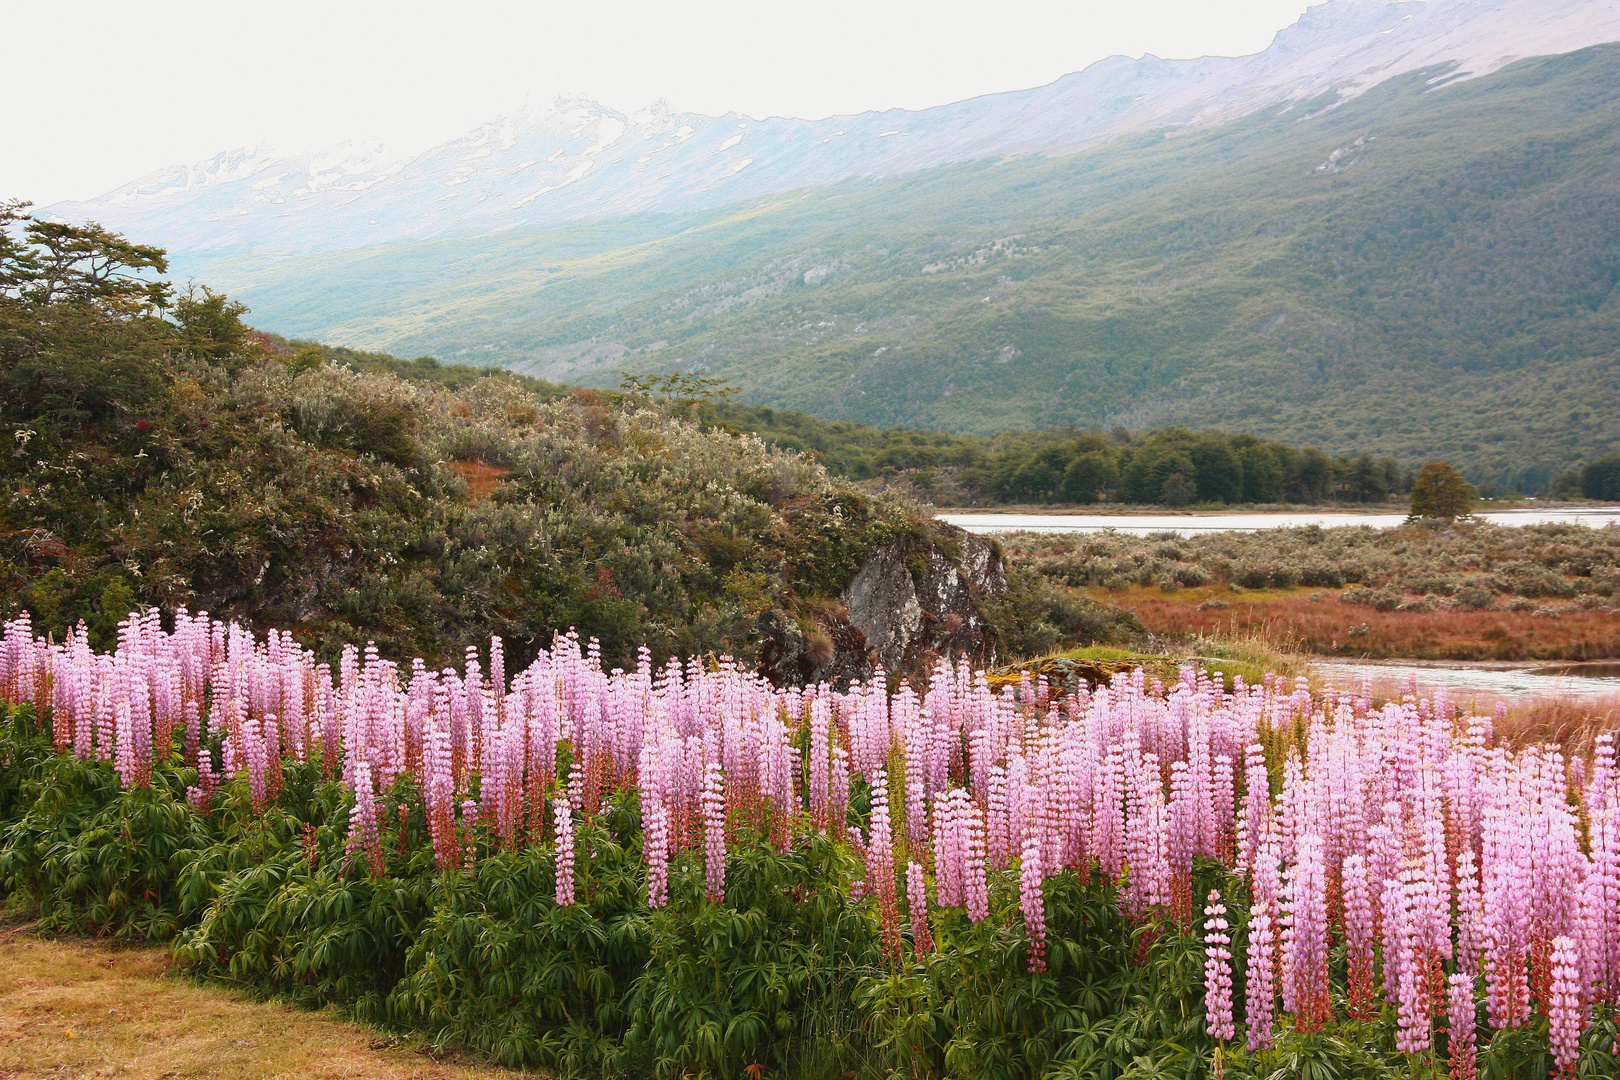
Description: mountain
42,0,1620,254
31,0,1620,488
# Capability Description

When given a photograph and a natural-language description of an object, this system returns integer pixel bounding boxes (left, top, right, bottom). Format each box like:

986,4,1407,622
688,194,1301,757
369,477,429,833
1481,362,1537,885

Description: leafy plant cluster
1550,453,1620,502
1004,521,1620,613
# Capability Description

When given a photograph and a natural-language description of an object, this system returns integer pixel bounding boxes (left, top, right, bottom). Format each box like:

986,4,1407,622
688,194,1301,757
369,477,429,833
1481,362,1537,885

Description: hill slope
170,47,1620,489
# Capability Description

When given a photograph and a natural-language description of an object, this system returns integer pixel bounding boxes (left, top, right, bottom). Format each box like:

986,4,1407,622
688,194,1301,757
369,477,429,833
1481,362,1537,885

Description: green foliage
1580,453,1620,500
0,705,53,822
626,833,877,1080
258,332,568,397
0,213,936,669
1409,461,1478,520
893,871,1211,1080
988,565,1146,660
388,803,651,1073
173,285,261,367
0,753,215,939
709,406,1403,507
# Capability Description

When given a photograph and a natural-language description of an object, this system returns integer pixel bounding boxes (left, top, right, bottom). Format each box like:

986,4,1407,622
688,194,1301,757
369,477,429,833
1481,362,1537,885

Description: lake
939,506,1620,536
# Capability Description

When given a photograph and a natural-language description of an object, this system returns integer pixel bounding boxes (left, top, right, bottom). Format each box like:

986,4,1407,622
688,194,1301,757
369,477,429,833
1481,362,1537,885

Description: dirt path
0,927,525,1080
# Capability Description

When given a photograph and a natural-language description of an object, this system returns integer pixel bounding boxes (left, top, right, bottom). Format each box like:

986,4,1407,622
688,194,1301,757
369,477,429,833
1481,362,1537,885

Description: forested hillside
187,46,1620,491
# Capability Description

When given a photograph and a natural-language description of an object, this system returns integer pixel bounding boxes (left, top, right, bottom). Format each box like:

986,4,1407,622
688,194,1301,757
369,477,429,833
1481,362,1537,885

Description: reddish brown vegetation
449,460,511,504
1094,585,1620,661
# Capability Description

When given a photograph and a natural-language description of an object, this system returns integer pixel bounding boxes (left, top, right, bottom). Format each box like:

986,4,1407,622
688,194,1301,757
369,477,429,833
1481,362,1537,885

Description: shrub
987,567,1144,659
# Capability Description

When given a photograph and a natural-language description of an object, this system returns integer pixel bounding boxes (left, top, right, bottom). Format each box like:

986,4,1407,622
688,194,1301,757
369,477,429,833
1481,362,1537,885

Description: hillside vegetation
187,47,1620,491
0,203,967,670
244,346,1420,506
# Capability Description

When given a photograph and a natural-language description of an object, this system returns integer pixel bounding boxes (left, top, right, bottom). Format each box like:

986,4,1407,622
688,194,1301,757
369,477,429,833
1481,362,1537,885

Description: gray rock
757,524,1006,687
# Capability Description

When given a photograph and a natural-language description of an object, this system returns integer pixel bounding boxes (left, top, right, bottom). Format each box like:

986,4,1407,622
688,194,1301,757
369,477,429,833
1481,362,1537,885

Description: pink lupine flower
1342,854,1377,1019
1548,935,1583,1076
867,768,903,960
906,860,933,955
346,759,384,875
702,759,726,903
1448,973,1478,1080
1281,833,1331,1030
1245,909,1277,1051
1203,890,1235,1041
963,798,990,924
1020,832,1047,973
554,789,576,906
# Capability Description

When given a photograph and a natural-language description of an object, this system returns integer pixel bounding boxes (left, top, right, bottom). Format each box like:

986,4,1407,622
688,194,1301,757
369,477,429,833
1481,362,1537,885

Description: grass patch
0,921,521,1080
989,634,1306,694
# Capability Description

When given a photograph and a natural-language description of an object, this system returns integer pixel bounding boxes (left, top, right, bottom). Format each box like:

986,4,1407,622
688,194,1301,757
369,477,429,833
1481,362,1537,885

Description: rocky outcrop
757,524,1006,687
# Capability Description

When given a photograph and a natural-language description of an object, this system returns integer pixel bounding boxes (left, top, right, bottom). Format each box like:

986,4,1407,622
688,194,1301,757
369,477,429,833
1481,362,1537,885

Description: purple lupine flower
1448,973,1478,1080
1245,909,1277,1051
906,860,933,955
1019,832,1047,972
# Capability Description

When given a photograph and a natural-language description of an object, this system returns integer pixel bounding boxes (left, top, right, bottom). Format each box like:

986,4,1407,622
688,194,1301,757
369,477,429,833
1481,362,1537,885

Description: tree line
1549,453,1620,502
706,402,1409,506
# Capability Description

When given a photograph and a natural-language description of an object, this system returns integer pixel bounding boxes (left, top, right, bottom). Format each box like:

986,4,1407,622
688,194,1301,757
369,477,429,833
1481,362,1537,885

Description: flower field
2,608,1618,1079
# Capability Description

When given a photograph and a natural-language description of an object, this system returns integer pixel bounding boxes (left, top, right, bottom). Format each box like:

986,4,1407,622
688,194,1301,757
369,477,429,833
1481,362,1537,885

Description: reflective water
1310,660,1620,702
940,506,1620,536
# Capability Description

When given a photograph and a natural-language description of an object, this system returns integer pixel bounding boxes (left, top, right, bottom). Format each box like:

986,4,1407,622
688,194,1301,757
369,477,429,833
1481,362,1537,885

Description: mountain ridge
39,0,1620,255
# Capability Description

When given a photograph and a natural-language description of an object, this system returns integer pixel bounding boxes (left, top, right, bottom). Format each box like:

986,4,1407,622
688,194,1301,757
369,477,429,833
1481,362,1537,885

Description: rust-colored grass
0,927,524,1080
449,460,512,505
1092,585,1620,662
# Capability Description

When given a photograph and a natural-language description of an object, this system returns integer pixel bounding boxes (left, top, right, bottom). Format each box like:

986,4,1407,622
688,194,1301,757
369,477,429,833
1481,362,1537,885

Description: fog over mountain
43,0,1620,255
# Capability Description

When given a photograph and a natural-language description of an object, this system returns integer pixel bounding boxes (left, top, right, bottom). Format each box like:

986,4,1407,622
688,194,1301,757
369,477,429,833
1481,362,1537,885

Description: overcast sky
5,0,1316,205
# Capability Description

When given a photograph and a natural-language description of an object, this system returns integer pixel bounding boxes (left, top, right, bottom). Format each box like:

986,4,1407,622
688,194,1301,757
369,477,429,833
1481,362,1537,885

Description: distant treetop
1408,461,1477,521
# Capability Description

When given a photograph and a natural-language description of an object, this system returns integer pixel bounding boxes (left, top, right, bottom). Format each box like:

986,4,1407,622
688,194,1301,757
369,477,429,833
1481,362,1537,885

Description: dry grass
1092,585,1620,661
1493,694,1620,755
0,926,526,1080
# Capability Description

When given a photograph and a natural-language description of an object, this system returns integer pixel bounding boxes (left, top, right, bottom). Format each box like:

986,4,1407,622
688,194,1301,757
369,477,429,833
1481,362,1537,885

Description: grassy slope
183,47,1620,488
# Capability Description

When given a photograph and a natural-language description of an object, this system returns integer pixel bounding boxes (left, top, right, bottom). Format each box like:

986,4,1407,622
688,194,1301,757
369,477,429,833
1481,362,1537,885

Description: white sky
4,0,1315,205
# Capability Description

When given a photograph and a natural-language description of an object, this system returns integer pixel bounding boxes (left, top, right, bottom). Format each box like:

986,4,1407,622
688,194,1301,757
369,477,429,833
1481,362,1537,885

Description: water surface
941,507,1620,537
1310,660,1620,702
